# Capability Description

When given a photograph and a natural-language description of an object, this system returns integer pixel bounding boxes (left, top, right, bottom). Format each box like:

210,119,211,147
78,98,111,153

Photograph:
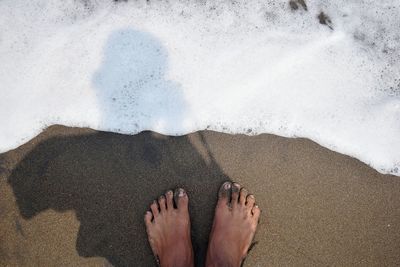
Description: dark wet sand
1,125,399,266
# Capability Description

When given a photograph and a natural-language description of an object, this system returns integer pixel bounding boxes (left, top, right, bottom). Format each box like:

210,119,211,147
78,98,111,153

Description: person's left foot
144,188,194,267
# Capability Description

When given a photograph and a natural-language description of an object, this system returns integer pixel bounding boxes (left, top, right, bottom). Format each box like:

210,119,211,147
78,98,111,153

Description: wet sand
1,125,399,266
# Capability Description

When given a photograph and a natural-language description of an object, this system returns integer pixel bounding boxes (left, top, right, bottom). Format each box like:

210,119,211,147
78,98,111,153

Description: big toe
144,211,153,227
218,181,232,206
174,188,189,211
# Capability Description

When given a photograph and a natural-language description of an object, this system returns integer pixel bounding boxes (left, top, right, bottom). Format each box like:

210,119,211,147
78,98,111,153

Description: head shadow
93,28,186,133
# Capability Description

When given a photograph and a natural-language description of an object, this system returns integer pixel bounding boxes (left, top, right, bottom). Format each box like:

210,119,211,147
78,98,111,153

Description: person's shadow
7,28,231,267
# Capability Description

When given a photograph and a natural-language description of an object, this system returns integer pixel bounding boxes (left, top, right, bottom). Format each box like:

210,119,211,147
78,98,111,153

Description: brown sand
0,125,399,266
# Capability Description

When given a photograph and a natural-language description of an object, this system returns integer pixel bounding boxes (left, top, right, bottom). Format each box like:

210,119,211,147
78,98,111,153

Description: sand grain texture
1,125,399,266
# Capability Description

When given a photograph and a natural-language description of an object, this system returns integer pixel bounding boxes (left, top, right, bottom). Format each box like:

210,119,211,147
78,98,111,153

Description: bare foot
206,181,260,267
144,188,194,267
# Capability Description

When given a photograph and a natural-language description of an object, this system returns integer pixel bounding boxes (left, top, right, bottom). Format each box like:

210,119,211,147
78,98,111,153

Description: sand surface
1,125,399,266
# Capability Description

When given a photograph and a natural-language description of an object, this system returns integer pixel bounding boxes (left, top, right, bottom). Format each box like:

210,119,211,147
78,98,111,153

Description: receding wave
0,0,399,175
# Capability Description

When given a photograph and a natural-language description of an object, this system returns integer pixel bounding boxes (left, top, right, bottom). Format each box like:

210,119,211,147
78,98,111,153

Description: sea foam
0,0,399,175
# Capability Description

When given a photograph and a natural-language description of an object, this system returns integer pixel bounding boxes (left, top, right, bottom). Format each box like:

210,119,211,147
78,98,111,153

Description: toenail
232,183,240,191
159,195,165,200
167,190,173,195
224,182,231,189
178,188,185,197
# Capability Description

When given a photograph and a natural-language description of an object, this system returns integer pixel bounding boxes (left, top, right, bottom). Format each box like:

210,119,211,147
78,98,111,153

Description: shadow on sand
7,128,230,266
8,28,230,266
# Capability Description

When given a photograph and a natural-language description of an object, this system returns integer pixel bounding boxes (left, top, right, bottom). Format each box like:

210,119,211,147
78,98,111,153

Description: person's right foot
205,181,260,267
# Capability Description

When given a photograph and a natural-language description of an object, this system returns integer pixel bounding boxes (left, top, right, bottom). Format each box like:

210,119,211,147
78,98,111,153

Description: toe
252,205,261,222
239,188,248,205
174,188,189,210
231,182,240,206
158,195,166,212
144,211,153,227
246,194,255,209
150,201,159,217
165,190,174,209
218,181,232,205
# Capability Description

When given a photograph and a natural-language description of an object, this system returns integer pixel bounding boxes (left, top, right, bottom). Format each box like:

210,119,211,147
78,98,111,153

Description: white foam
0,0,399,175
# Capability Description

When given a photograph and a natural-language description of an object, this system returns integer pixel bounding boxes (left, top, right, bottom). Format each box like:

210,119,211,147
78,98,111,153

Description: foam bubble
0,0,399,175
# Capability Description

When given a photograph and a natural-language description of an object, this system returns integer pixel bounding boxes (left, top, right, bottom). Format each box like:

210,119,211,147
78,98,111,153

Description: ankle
205,250,242,267
160,256,194,267
160,249,194,267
